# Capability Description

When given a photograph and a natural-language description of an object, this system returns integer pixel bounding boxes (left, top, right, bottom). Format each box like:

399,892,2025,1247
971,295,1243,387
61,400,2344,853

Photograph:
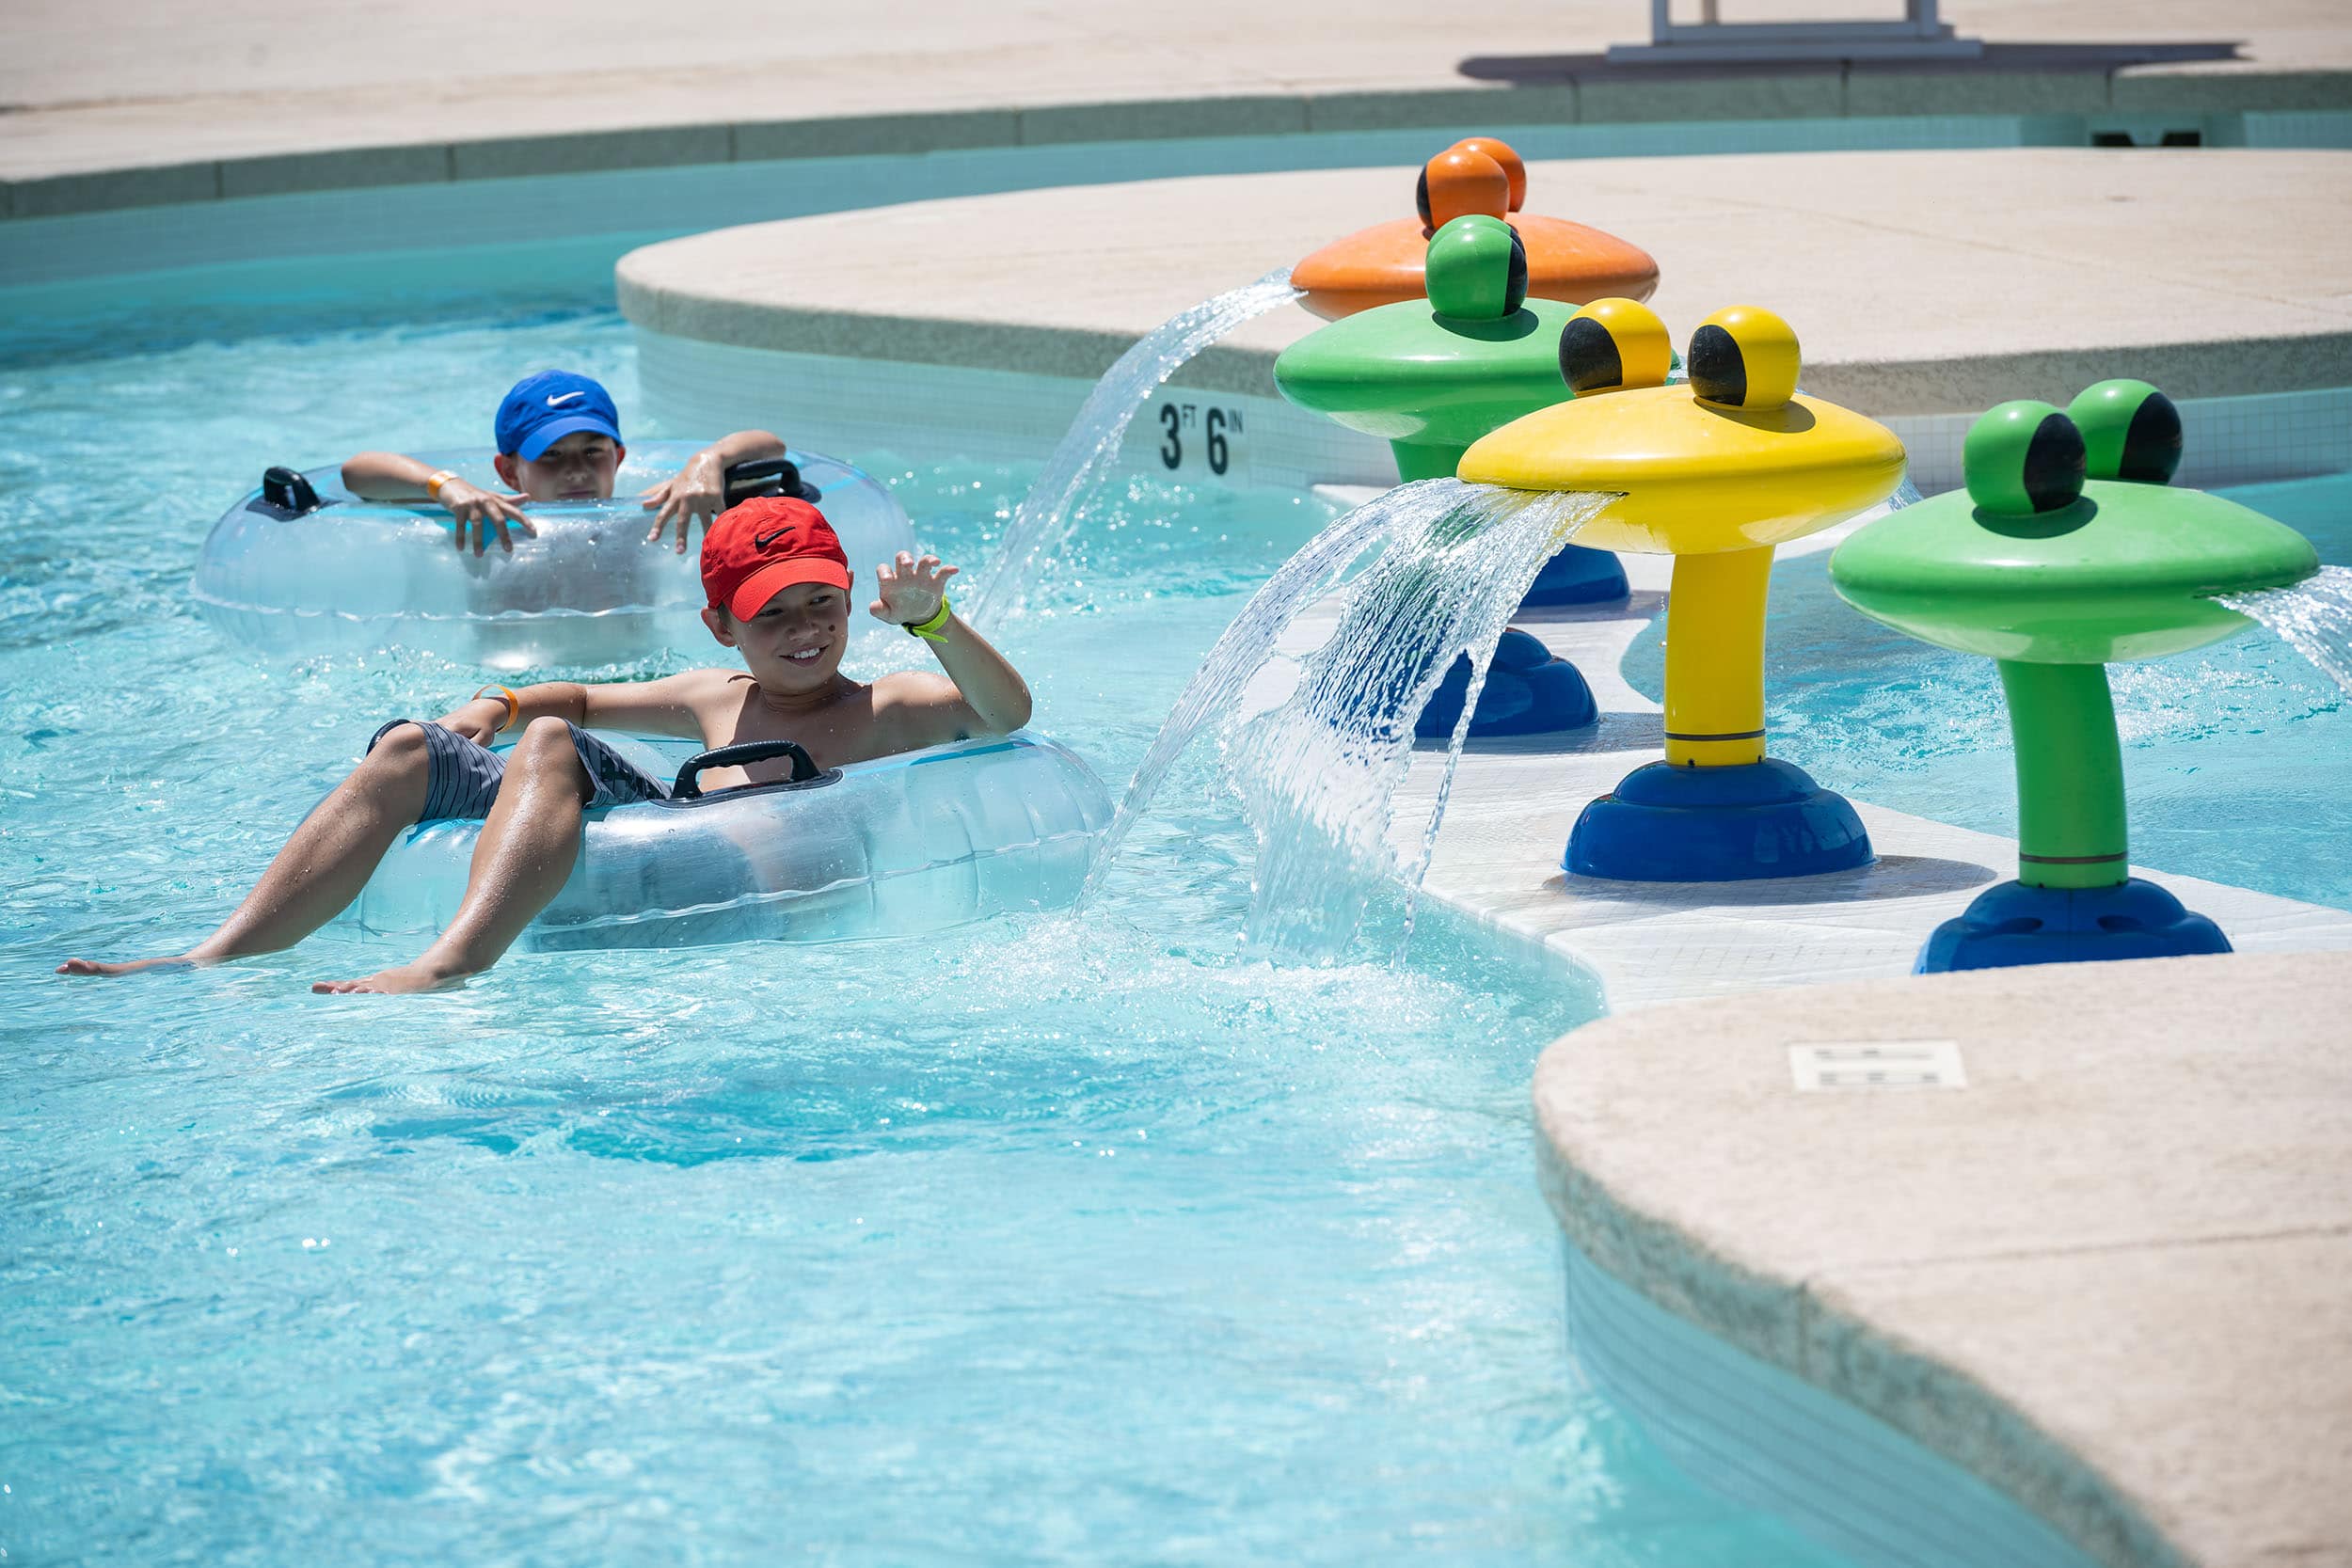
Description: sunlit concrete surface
3,1,2346,190
618,148,2352,415
1533,947,2352,1567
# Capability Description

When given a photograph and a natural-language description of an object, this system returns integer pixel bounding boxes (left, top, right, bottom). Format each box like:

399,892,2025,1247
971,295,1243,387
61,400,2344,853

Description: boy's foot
311,961,469,995
56,955,199,977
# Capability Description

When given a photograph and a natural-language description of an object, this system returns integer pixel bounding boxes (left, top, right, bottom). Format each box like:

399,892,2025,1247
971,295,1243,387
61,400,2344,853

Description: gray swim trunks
367,719,670,822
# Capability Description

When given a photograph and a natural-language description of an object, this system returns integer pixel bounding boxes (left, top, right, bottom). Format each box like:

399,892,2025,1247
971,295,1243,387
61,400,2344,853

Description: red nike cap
702,497,852,621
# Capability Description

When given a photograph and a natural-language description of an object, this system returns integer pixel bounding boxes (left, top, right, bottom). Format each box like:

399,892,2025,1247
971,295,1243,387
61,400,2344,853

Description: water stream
1084,479,1608,960
2219,564,2352,695
964,267,1303,631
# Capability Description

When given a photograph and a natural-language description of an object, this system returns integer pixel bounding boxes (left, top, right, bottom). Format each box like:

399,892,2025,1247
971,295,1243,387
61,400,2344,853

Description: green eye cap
1963,400,2086,516
1424,214,1527,321
2067,378,2184,485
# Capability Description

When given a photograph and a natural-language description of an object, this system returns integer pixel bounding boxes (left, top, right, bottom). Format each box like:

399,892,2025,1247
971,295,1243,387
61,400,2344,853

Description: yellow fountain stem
1661,546,1772,768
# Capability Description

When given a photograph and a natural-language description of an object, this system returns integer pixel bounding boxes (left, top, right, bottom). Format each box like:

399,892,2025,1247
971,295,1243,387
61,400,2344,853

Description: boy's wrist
902,597,954,643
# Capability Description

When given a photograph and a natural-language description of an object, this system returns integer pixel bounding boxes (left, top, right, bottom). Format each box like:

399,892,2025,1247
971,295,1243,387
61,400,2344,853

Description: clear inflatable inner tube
338,731,1113,950
193,442,917,669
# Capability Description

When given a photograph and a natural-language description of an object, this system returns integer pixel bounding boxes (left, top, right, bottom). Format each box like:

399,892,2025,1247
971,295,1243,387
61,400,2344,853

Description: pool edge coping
7,67,2351,221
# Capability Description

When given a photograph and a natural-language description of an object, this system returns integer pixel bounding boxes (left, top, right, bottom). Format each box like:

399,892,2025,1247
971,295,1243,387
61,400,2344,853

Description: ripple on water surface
0,288,1849,1564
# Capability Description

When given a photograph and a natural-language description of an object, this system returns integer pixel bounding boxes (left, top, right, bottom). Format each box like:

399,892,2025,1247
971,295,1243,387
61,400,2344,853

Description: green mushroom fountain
1275,214,1663,736
1830,380,2320,971
1276,213,1634,610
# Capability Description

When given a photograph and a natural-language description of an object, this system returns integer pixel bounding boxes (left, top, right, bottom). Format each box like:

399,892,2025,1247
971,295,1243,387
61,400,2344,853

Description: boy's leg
313,718,596,993
58,721,453,976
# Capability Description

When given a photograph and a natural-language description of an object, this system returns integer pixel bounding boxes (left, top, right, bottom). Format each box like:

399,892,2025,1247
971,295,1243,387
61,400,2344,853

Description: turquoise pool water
0,280,1856,1563
1625,480,2352,911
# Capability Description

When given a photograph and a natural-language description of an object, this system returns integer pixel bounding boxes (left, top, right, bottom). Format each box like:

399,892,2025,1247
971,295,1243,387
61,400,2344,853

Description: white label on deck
1789,1040,1967,1092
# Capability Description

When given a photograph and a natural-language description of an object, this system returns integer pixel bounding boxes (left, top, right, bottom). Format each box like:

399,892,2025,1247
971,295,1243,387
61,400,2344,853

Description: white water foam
2220,564,2352,695
965,268,1303,632
1084,479,1608,961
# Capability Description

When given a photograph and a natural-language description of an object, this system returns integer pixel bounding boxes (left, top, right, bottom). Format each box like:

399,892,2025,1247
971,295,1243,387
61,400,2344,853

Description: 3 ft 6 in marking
1156,402,1245,477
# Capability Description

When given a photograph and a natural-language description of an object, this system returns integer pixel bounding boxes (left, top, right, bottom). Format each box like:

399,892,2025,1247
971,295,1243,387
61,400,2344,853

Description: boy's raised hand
870,552,959,627
640,451,726,552
438,477,535,555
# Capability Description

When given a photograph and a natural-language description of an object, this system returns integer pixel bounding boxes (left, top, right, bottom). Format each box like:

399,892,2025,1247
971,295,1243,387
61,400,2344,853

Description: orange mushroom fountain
1292,137,1660,321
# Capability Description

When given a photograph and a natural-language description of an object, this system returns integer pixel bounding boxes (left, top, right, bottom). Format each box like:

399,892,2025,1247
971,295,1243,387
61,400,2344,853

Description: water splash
1084,479,1609,961
965,268,1303,631
2220,564,2352,695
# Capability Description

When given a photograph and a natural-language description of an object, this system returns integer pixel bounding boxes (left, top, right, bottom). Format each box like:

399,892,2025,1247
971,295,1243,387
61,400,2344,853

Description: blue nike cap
494,371,624,460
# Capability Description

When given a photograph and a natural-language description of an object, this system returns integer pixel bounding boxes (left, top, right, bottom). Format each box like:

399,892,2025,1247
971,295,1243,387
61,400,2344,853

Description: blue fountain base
1916,877,2232,974
1567,758,1873,881
1520,543,1629,608
1416,628,1598,739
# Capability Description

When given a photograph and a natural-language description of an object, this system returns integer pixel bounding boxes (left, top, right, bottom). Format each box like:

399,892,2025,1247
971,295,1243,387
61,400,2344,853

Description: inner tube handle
262,466,324,515
722,456,822,508
671,739,820,800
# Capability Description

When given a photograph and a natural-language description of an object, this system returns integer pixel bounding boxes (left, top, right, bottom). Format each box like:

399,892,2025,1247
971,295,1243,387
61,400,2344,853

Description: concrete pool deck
615,146,2352,418
3,1,2349,211
1535,948,2352,1567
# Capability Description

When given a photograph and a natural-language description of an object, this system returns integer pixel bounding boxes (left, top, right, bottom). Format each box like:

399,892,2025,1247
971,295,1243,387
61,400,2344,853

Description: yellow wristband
471,683,520,733
904,597,953,643
425,468,461,499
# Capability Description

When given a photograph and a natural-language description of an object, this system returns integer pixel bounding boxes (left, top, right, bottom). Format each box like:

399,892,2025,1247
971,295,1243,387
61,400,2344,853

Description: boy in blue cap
341,370,785,554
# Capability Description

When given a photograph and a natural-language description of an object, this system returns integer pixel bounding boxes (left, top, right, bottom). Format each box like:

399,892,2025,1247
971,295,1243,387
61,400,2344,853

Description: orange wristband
426,468,461,499
470,683,520,733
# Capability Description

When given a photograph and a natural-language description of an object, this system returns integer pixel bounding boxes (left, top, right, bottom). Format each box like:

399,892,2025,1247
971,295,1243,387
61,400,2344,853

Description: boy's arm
342,451,534,555
869,552,1033,740
641,430,787,551
431,673,715,745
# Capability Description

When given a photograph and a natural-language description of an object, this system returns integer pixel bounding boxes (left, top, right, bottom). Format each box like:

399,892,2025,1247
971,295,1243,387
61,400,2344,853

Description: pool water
0,280,1854,1563
1625,479,2352,911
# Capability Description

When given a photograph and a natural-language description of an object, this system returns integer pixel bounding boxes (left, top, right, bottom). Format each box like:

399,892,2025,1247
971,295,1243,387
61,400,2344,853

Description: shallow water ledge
617,149,2352,492
1536,949,2352,1568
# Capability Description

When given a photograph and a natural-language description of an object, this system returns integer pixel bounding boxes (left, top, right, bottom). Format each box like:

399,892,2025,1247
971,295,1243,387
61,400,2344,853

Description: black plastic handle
670,739,819,800
260,466,323,515
722,456,822,508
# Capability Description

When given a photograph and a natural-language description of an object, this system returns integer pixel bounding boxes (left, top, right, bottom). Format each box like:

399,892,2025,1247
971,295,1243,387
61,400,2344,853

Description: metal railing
1609,0,1984,63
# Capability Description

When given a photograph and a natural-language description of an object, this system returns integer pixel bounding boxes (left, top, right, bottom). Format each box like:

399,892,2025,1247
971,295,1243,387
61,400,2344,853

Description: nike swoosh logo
754,529,790,550
546,391,585,407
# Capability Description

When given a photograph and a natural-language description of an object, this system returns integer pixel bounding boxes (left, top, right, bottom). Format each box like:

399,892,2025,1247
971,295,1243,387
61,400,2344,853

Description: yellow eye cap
1560,298,1673,394
1688,305,1799,411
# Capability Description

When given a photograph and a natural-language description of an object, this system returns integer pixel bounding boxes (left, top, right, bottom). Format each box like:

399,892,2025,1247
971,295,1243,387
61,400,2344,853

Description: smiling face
494,430,623,502
701,579,852,691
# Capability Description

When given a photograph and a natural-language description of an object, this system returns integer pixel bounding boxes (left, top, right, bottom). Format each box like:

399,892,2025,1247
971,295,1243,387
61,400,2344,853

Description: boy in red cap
59,498,1032,993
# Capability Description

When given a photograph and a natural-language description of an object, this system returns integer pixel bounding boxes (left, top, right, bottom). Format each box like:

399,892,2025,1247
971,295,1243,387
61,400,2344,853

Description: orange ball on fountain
1293,135,1659,321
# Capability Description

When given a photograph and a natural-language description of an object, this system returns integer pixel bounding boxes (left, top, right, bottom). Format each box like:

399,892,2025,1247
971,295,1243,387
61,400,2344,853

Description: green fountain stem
1391,441,1467,483
1997,659,2130,890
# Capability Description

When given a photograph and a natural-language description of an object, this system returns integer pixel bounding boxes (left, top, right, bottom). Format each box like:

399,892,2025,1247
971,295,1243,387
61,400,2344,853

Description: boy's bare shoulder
867,668,961,707
867,668,983,747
